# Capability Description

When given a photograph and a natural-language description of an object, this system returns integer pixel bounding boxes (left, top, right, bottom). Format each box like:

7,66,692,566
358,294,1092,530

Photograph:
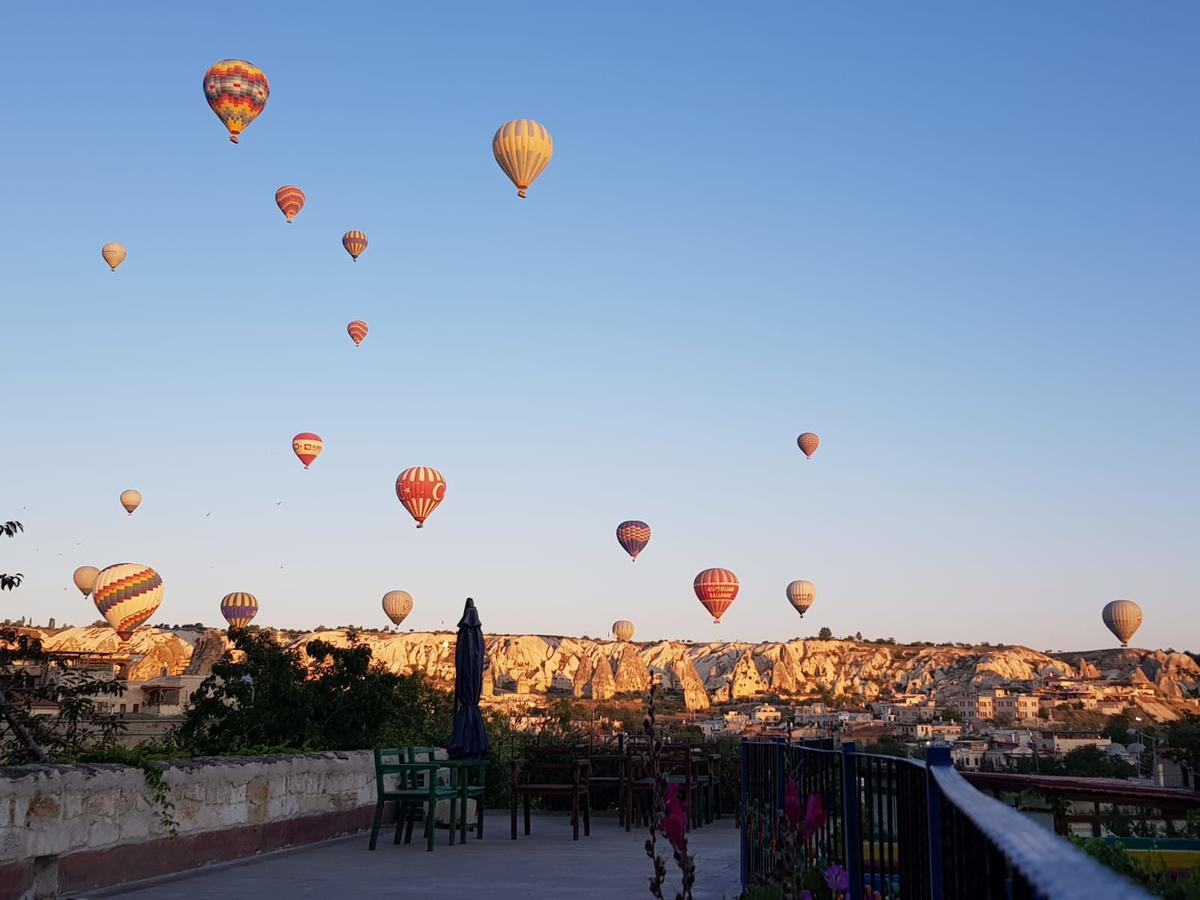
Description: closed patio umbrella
448,598,489,759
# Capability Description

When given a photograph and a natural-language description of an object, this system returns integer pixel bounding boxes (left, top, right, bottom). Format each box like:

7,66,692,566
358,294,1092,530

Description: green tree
817,627,833,640
176,630,452,755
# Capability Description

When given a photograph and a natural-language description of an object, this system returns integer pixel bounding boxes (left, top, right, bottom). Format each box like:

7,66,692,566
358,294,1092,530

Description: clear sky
2,3,1197,651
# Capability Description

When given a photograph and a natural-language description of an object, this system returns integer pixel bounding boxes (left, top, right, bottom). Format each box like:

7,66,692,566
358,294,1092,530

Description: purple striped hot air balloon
220,592,259,629
616,520,651,562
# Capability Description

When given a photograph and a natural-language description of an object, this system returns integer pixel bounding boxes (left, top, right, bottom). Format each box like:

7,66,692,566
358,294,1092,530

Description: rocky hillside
27,626,1200,714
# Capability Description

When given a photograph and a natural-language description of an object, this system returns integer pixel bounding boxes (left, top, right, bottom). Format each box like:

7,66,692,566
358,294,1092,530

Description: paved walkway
92,813,742,899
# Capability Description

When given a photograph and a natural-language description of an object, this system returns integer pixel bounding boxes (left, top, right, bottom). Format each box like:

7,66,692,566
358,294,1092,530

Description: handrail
929,754,1147,900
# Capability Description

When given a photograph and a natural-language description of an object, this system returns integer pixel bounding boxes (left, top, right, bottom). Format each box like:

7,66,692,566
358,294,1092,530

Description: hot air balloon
382,590,414,626
797,433,820,459
694,568,739,624
616,521,651,562
786,580,816,617
73,566,99,597
220,592,258,628
101,243,126,272
395,467,446,528
202,59,269,143
292,433,323,469
342,230,367,261
1102,600,1143,647
347,320,368,347
92,563,163,641
492,119,553,198
275,185,305,223
120,489,142,515
612,619,635,642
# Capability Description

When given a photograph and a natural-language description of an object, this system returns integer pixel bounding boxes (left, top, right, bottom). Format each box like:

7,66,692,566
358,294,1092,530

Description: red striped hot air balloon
275,185,305,223
347,320,368,347
343,230,367,261
292,433,323,469
694,568,739,623
797,432,820,459
616,520,651,562
92,563,163,641
395,467,446,528
220,592,259,629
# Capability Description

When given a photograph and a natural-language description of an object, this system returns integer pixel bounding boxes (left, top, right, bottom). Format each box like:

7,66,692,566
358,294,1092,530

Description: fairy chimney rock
614,645,650,695
590,655,616,701
730,650,768,700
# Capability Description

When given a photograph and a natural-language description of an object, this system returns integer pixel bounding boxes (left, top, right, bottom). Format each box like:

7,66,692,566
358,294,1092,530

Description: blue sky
2,3,1197,650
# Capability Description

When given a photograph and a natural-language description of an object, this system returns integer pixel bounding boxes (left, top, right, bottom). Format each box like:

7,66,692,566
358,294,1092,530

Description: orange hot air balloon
395,467,446,528
347,320,368,347
797,433,820,459
275,185,305,223
292,432,324,469
101,243,126,272
492,119,554,198
203,59,269,143
343,230,367,261
120,489,142,515
694,568,739,623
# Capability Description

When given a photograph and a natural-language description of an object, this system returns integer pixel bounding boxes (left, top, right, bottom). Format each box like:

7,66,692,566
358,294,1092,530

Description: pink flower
784,777,803,827
662,784,688,852
800,793,827,841
824,864,849,892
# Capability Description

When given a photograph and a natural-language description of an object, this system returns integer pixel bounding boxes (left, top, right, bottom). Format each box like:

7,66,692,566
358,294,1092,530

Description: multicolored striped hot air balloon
292,433,323,469
342,230,367,261
92,563,163,641
1102,599,1143,647
395,467,446,528
492,119,553,198
203,59,269,143
382,590,414,626
347,320,368,347
120,489,142,515
797,432,820,459
101,243,126,272
694,568,739,624
612,619,635,642
616,520,651,562
220,592,258,628
275,185,305,223
785,580,816,618
73,565,99,597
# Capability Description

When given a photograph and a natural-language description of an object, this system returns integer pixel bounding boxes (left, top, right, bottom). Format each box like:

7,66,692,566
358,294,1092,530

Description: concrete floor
91,813,743,900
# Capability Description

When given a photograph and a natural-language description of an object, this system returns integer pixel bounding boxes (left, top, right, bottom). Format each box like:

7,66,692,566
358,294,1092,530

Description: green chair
446,758,488,843
368,747,459,852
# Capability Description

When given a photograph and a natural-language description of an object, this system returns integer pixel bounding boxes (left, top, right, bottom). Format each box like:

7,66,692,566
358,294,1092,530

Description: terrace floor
94,812,743,899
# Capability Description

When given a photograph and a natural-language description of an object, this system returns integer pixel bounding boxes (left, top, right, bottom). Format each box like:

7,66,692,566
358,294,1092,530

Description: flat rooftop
95,812,742,899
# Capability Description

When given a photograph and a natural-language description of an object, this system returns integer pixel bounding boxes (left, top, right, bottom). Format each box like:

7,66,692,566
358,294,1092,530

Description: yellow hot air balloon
92,563,163,641
73,565,99,597
101,243,126,272
1102,599,1143,647
492,119,554,198
120,489,142,515
382,591,414,627
612,620,635,642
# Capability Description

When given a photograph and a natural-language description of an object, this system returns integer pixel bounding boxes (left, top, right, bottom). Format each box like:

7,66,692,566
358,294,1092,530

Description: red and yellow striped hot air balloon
347,320,368,347
92,563,163,641
275,185,305,223
395,467,446,528
694,568,739,624
220,592,259,629
492,119,554,198
202,59,269,144
797,432,820,459
343,230,367,261
292,433,323,469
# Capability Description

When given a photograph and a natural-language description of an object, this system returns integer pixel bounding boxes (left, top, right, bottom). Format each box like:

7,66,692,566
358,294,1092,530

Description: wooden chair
585,748,628,824
624,744,700,832
446,757,487,844
510,745,591,840
367,747,459,852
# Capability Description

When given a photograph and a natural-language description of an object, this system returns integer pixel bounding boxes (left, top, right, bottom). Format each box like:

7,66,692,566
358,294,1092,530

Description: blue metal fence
740,740,1150,899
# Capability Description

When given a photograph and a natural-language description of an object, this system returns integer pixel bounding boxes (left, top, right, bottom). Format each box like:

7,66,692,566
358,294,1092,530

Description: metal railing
741,740,1150,899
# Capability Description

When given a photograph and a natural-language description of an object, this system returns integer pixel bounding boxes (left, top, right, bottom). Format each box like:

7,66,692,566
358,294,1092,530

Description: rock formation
730,650,768,700
590,655,616,700
673,657,711,711
572,654,593,698
614,644,650,695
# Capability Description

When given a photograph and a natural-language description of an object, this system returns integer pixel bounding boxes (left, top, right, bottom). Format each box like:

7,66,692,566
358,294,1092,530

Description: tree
1,521,23,592
176,630,453,755
817,627,833,640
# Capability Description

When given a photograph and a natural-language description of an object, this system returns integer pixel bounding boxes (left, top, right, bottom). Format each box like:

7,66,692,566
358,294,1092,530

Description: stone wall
0,751,377,900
